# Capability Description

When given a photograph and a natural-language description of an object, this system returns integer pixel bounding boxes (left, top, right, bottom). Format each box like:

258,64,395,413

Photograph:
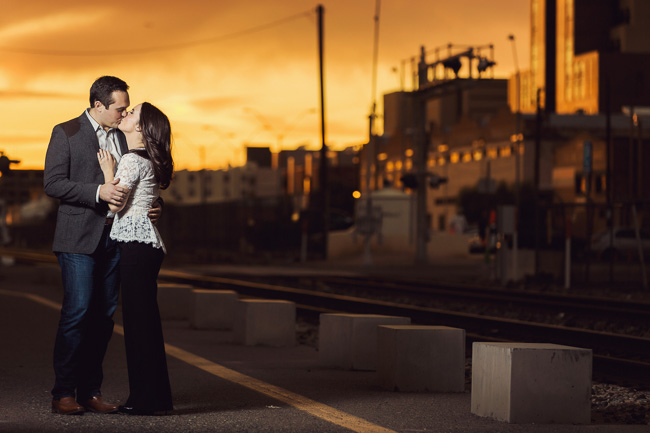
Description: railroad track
158,269,650,388
217,273,650,322
3,249,649,387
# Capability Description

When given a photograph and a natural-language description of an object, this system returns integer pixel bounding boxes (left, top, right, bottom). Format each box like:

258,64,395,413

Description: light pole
509,34,521,282
508,34,521,188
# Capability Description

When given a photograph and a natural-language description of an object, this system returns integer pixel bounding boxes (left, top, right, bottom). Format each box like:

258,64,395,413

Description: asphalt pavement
1,259,648,433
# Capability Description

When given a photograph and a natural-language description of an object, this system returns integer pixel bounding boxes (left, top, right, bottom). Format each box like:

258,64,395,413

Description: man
44,76,161,415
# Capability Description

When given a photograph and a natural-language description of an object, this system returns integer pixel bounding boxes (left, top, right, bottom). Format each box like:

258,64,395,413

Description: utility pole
317,4,329,260
534,88,542,275
362,0,381,265
605,77,613,283
508,34,521,282
413,90,429,265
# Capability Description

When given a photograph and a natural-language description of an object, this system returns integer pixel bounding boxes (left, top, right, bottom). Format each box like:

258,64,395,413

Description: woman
97,102,174,416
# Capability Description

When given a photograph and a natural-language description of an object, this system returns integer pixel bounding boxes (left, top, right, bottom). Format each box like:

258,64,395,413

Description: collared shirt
85,110,122,209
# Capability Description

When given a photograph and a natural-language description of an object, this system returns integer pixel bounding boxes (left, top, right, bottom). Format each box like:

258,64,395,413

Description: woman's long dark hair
138,102,174,189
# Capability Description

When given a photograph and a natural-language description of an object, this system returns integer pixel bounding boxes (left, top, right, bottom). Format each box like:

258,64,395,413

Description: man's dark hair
89,76,129,109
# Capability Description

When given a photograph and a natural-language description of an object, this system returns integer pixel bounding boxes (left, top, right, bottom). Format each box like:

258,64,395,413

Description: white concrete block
471,342,592,424
157,283,193,320
377,325,465,392
233,299,296,347
190,289,238,330
318,313,411,371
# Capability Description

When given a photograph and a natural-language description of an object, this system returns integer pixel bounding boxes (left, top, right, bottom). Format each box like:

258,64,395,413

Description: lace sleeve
114,153,141,189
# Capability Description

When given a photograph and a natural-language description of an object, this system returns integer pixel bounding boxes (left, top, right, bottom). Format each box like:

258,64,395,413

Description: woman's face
118,103,142,134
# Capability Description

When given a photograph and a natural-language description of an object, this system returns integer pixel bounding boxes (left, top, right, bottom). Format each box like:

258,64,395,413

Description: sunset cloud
0,0,530,170
0,10,108,43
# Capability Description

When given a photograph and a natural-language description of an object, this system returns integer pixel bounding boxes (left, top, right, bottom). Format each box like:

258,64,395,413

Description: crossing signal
0,154,20,176
429,173,448,189
442,56,462,77
400,173,418,189
400,172,448,190
477,57,496,74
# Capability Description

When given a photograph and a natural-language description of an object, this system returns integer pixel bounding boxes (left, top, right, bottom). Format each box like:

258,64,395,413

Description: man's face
95,90,130,130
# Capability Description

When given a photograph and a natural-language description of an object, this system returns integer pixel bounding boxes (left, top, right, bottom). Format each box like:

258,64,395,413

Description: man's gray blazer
44,112,128,254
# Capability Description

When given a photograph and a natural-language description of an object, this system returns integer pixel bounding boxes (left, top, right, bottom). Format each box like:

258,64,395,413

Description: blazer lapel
79,112,100,150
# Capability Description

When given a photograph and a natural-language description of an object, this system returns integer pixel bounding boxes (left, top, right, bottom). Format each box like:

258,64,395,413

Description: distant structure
507,0,650,235
162,163,281,205
357,0,650,272
511,0,650,115
162,145,359,213
365,43,514,232
246,146,273,168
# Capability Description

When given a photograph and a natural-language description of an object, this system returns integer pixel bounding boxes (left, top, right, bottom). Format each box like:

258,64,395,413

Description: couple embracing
44,76,174,416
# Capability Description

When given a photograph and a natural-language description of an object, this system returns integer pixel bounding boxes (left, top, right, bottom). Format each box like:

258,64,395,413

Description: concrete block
157,283,193,320
318,313,411,371
190,289,238,330
233,299,296,347
377,325,465,392
471,342,592,424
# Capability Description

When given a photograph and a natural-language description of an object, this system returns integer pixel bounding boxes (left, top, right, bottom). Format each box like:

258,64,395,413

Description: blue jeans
52,225,120,400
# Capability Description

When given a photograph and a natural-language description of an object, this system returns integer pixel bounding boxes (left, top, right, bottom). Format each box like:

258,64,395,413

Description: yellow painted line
0,288,398,433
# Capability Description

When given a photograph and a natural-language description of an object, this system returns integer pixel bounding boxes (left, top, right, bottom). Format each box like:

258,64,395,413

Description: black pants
119,241,173,412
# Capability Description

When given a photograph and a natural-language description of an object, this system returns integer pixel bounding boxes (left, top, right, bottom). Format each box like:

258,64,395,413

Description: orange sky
0,0,530,170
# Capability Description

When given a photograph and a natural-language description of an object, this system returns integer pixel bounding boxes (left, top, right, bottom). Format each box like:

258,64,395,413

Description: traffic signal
400,173,448,189
400,173,418,189
477,57,496,74
442,56,462,77
428,173,448,189
0,154,20,176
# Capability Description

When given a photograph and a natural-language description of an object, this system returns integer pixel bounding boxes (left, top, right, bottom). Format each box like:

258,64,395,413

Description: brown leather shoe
52,397,85,415
80,396,118,414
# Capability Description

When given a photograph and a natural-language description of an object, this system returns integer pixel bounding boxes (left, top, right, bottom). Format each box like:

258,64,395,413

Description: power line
0,9,314,57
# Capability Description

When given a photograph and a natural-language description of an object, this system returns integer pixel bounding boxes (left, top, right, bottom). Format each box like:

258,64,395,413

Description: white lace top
109,152,166,253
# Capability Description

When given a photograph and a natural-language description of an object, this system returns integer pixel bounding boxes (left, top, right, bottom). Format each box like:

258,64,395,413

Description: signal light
429,174,448,189
400,172,448,189
442,57,462,77
477,57,496,74
0,155,20,175
400,173,418,189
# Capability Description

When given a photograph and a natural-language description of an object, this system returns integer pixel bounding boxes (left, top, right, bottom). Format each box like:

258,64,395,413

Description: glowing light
487,148,498,159
437,144,449,152
404,149,414,157
473,150,483,161
462,153,472,163
450,152,460,163
377,152,388,161
352,190,361,199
